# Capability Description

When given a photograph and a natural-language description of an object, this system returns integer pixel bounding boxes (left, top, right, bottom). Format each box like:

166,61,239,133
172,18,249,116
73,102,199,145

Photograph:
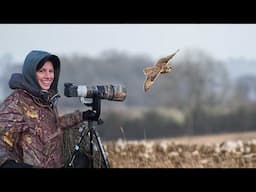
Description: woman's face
36,61,54,90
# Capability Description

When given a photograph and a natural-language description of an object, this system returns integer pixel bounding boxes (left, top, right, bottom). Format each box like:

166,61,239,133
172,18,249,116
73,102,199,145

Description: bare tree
230,75,256,108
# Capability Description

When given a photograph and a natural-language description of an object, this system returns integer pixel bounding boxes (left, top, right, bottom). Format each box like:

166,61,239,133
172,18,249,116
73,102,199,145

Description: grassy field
105,131,256,168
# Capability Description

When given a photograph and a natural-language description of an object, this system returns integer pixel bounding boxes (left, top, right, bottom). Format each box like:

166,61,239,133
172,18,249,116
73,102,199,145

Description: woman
0,50,96,168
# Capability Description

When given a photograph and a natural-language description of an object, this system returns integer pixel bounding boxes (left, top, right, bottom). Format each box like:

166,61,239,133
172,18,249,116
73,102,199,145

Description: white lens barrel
77,85,88,97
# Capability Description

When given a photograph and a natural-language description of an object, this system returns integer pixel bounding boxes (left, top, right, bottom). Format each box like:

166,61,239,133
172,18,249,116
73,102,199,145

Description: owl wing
155,49,179,68
143,66,161,92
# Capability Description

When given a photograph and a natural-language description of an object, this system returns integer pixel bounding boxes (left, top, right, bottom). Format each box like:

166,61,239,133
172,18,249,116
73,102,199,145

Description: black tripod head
80,95,104,125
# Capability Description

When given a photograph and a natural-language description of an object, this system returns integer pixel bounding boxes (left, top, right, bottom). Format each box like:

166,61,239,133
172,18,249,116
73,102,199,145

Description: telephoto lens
64,83,127,102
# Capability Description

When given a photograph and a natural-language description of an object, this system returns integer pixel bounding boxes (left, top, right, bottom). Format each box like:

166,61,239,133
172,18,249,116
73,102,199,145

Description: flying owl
143,49,179,92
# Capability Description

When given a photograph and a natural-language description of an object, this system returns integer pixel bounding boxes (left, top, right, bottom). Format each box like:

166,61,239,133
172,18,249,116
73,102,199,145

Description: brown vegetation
105,131,256,168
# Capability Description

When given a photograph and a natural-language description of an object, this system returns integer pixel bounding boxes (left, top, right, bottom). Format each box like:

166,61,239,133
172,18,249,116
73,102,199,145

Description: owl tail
143,67,154,76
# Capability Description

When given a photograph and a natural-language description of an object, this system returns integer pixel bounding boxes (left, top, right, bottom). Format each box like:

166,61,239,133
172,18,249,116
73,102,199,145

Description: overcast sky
1,24,256,64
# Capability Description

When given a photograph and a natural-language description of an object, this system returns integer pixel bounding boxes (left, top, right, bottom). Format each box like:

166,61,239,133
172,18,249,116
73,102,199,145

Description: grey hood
9,50,61,104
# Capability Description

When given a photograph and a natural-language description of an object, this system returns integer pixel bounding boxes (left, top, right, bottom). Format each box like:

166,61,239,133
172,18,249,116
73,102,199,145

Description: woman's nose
44,71,52,78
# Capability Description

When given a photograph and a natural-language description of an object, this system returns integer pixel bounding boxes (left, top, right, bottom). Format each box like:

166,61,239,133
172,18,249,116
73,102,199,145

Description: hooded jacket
0,50,83,168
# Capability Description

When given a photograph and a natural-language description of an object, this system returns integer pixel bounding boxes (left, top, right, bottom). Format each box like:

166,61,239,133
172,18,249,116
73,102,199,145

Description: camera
64,83,127,102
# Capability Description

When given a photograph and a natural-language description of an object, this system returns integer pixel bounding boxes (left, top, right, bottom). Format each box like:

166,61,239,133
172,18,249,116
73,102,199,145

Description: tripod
65,96,110,168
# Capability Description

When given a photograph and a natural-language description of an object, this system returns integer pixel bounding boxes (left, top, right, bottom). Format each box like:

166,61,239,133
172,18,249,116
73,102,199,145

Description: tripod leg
65,123,91,168
65,147,79,168
91,128,110,168
89,121,94,168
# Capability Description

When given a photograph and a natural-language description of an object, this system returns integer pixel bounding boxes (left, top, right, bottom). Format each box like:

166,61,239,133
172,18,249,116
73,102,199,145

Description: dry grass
104,131,256,168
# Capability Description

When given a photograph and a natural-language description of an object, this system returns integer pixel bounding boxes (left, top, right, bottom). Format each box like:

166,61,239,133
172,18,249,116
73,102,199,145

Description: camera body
64,83,127,101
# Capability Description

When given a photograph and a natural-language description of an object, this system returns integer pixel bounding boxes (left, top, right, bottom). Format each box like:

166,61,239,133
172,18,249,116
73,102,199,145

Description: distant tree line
1,49,256,141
